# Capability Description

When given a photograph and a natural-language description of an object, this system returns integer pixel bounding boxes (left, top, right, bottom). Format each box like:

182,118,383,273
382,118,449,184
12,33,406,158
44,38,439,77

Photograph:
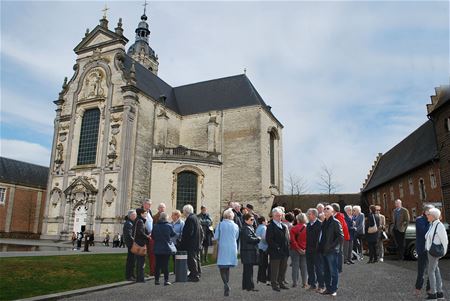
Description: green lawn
0,253,215,301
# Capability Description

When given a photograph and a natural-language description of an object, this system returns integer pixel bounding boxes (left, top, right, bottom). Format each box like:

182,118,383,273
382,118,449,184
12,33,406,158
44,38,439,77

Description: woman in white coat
214,208,240,297
425,207,448,300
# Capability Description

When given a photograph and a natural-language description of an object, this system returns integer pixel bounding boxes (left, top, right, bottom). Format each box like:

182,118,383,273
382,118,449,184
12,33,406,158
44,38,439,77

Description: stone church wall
179,114,211,150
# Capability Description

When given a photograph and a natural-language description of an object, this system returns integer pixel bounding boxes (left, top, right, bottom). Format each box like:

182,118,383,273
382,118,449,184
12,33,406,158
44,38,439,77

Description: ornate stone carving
107,136,118,169
81,68,106,100
111,123,120,135
50,184,62,208
54,143,64,174
64,176,98,205
103,180,117,207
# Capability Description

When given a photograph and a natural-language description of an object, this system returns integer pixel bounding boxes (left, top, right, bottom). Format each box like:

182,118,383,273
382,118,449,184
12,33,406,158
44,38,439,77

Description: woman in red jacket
289,213,308,288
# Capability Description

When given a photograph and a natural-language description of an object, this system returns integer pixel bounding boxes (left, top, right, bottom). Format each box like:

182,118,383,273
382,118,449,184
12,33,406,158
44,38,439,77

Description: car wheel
409,245,418,260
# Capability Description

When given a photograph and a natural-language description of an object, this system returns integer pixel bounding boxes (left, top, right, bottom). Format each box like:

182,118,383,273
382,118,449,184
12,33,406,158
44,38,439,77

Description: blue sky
1,1,449,193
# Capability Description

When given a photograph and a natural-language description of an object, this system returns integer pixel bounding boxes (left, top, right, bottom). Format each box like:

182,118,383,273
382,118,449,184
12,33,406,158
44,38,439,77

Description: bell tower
127,1,159,74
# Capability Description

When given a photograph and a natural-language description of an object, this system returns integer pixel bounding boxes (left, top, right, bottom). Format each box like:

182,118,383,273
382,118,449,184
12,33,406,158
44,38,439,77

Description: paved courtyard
62,256,450,301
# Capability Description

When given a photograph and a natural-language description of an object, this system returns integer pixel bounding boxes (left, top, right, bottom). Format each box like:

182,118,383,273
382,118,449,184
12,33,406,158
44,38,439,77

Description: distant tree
285,172,308,195
318,165,340,195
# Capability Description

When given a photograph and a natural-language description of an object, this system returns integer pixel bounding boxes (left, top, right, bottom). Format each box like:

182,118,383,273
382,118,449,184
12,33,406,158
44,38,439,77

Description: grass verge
0,253,215,301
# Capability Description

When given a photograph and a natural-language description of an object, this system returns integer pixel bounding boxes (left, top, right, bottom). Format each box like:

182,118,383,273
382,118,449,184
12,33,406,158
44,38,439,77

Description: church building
41,10,284,240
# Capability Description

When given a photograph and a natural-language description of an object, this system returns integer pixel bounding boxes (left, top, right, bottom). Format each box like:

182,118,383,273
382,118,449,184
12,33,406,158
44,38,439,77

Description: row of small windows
372,169,438,204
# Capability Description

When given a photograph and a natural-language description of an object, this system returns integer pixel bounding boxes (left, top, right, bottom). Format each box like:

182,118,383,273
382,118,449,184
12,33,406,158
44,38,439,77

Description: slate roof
123,55,281,125
0,157,49,189
362,120,438,192
272,194,361,213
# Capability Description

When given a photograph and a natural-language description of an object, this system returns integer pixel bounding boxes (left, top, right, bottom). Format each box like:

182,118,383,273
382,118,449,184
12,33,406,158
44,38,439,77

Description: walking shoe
272,287,281,292
316,288,326,294
155,280,160,285
426,293,437,300
379,258,384,262
164,281,172,286
331,292,337,297
321,290,333,295
280,285,289,290
349,260,355,264
436,292,444,300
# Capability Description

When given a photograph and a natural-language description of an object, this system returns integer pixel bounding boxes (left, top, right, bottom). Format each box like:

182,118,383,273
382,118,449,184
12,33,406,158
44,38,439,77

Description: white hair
316,203,324,209
307,208,318,217
158,203,166,209
183,204,194,215
395,199,402,205
296,213,308,224
127,209,136,218
223,208,235,220
344,205,353,212
143,198,152,205
272,207,284,215
353,205,361,213
159,212,168,222
428,208,441,220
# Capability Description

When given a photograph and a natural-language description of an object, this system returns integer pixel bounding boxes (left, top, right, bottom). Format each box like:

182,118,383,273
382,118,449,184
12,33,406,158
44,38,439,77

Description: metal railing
153,146,222,164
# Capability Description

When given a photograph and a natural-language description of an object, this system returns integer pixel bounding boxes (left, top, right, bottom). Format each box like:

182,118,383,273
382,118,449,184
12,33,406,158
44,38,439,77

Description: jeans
306,251,324,289
323,252,339,293
416,251,430,291
427,253,443,294
155,254,170,282
257,249,270,283
290,250,308,286
393,229,406,260
136,255,146,282
368,241,378,262
125,247,135,280
242,263,255,290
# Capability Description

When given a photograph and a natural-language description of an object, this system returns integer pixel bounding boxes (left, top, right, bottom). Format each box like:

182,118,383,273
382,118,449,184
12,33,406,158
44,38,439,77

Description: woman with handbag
214,208,240,297
289,213,308,288
134,208,150,282
365,205,380,264
152,212,177,286
240,213,261,292
425,207,448,300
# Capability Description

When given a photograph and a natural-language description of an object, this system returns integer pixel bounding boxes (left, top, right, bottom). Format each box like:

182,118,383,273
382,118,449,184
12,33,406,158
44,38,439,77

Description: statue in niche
85,69,104,98
55,143,64,162
109,136,117,154
103,181,117,207
51,188,61,207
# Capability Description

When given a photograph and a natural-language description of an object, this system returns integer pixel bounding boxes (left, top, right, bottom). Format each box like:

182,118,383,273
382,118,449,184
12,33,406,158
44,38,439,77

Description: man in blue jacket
415,204,433,296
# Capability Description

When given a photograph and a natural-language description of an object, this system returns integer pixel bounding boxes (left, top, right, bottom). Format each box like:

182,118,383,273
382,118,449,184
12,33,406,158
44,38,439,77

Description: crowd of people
119,198,448,300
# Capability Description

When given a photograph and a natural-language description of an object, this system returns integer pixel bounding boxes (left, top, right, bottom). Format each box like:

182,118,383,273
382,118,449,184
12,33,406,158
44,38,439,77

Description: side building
361,83,449,223
0,157,48,238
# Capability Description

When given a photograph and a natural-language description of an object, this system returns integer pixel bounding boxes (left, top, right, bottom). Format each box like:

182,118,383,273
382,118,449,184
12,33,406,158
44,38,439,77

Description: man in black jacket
123,210,137,281
306,208,324,291
266,207,290,292
180,204,202,282
318,205,344,296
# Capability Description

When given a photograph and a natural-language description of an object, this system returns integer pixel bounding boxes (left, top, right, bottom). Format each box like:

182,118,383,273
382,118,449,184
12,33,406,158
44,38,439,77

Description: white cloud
0,139,51,166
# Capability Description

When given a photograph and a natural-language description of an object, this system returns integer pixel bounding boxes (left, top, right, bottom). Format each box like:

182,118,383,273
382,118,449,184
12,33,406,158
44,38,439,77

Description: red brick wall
430,102,450,223
0,184,47,234
364,161,443,223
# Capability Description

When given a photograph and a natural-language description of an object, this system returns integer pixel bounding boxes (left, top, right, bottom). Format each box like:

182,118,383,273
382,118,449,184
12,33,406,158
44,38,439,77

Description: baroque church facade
41,11,284,240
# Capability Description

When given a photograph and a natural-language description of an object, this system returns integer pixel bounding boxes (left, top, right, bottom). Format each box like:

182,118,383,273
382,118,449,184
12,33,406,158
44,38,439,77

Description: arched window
77,108,100,165
269,130,277,185
176,171,198,211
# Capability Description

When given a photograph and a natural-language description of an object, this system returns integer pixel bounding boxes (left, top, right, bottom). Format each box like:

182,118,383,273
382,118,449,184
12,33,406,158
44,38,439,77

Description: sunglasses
324,208,331,211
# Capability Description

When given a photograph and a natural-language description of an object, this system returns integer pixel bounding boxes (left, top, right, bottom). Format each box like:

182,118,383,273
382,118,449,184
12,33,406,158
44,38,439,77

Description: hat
246,204,254,210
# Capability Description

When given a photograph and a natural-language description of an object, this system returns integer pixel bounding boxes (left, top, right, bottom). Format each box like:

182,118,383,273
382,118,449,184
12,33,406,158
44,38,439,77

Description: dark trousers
337,246,343,273
146,239,155,276
416,251,430,290
393,229,406,260
270,257,288,288
155,254,170,282
306,252,324,288
368,241,378,262
136,255,146,282
323,252,339,293
125,247,135,280
187,250,200,279
200,245,209,262
257,249,270,283
242,263,255,290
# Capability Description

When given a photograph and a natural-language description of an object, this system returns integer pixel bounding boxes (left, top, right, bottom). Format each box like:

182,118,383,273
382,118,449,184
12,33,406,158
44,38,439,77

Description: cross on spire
102,3,109,19
143,0,148,15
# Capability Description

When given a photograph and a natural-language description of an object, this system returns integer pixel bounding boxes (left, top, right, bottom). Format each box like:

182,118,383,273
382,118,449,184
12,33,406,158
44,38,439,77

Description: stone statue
56,143,64,162
109,136,117,154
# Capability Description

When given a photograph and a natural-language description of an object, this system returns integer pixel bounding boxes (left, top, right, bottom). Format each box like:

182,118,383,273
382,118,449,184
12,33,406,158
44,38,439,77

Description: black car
387,221,450,260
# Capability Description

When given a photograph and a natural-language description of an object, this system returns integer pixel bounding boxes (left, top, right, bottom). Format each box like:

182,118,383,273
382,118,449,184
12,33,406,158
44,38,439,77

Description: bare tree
285,172,308,195
318,165,340,195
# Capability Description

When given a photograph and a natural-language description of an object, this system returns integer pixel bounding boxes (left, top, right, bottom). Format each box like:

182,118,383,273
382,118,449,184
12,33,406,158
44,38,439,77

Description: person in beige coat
391,199,410,260
375,206,386,262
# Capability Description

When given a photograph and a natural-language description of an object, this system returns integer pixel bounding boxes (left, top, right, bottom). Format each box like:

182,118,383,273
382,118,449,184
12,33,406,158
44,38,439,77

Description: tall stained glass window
176,171,197,211
77,108,100,165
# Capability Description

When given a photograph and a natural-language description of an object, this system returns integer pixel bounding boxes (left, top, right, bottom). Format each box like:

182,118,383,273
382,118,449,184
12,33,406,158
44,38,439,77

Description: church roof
362,120,438,192
0,157,49,189
123,55,280,124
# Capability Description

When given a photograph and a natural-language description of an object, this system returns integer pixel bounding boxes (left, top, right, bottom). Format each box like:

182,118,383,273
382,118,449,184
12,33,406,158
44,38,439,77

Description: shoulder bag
367,214,378,234
131,221,147,256
429,222,445,258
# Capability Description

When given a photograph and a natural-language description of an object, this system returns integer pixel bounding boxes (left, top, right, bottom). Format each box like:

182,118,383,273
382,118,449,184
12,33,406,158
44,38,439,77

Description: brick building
361,84,449,223
41,10,283,241
0,157,48,238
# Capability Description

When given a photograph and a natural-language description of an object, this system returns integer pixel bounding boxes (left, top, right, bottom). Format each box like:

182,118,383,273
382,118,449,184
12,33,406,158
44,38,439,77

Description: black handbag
428,222,445,258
